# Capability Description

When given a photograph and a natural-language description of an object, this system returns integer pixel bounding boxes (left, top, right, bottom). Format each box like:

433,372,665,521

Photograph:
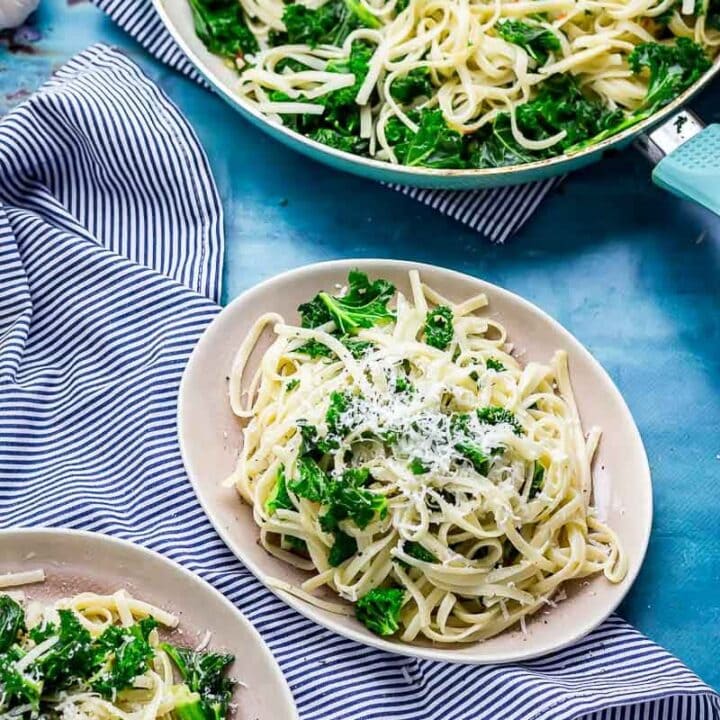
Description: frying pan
154,0,720,213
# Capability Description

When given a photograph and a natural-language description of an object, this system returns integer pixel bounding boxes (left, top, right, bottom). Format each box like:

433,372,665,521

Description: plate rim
0,527,300,718
178,258,654,664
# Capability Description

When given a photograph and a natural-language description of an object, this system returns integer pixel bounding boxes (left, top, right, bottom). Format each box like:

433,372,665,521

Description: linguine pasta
227,270,628,644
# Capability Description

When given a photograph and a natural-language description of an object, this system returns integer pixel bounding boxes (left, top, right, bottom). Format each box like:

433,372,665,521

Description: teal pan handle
636,111,720,217
652,124,720,216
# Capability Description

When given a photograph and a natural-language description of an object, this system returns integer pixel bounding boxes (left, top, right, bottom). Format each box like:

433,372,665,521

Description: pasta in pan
227,269,627,644
189,0,720,169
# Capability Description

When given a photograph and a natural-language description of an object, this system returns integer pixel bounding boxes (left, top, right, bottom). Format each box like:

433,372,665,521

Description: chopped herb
286,378,300,392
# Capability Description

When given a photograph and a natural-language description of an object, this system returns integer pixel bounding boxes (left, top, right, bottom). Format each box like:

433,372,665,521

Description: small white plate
178,259,653,663
0,529,298,720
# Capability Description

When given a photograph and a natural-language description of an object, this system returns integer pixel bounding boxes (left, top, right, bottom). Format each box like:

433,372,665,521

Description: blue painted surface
2,0,719,690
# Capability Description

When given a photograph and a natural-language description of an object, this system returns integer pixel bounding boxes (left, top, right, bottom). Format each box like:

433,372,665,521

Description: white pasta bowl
0,528,299,720
178,259,653,663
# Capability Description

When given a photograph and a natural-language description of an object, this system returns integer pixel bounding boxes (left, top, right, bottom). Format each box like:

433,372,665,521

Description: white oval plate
178,259,653,663
0,529,298,720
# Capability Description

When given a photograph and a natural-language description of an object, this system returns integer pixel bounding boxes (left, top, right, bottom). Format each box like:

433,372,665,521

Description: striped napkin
89,0,563,243
0,44,717,720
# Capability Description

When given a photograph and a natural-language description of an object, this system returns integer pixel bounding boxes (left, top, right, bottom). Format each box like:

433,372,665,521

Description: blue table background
2,0,719,691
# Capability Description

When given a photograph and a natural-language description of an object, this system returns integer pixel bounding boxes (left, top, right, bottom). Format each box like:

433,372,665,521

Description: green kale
529,461,545,499
0,650,43,712
296,336,371,360
476,406,523,435
161,645,235,720
389,67,433,103
454,441,491,475
355,588,405,636
309,128,367,154
283,535,308,553
408,458,429,475
394,376,413,393
424,305,454,350
299,268,394,335
265,464,295,515
189,0,258,59
34,610,96,690
404,541,437,563
296,339,334,358
319,468,387,532
325,391,351,436
629,38,710,112
320,269,395,335
91,618,157,698
328,530,358,566
278,0,379,48
387,109,467,168
497,19,561,64
0,596,24,653
486,358,506,372
290,456,330,502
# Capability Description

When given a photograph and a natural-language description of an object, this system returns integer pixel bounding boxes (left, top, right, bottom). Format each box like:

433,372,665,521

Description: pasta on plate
188,0,719,169
227,269,628,644
0,571,236,720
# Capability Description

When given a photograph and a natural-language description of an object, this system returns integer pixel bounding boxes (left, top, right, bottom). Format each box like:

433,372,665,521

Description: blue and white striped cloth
0,44,717,720
89,0,563,243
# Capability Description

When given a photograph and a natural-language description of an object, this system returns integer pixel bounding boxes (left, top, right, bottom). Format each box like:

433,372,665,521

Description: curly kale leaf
629,37,710,111
387,109,467,168
265,464,295,515
279,0,379,47
290,456,331,502
91,618,157,698
423,305,454,350
476,406,524,435
355,588,405,636
389,67,433,103
328,530,358,566
0,596,25,653
319,468,387,532
162,645,236,720
404,541,437,563
300,269,394,335
497,19,561,64
454,441,491,475
189,0,258,58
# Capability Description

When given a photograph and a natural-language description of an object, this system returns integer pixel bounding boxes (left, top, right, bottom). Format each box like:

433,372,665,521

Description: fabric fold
0,43,717,720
